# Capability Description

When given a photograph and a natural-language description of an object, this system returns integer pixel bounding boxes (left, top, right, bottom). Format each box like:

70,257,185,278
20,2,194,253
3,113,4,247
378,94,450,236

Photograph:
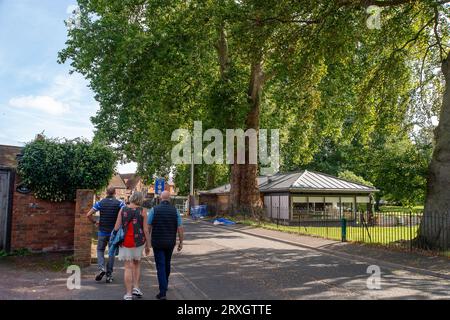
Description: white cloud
117,162,138,174
9,95,70,115
2,71,99,144
7,72,98,119
46,73,86,102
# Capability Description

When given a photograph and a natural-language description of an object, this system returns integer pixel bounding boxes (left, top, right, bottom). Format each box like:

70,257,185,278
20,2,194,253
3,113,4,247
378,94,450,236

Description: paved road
0,219,449,300
167,219,450,300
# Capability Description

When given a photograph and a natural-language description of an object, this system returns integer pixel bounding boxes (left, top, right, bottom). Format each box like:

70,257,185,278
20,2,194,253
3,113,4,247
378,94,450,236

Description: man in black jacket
148,191,184,300
87,187,125,283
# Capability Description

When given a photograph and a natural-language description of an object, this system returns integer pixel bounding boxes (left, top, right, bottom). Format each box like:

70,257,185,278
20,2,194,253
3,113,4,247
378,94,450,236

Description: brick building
120,173,150,199
0,144,77,252
119,173,177,200
99,174,128,201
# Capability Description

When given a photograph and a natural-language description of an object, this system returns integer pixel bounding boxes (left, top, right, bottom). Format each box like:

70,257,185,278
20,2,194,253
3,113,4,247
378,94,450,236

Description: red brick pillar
74,189,94,267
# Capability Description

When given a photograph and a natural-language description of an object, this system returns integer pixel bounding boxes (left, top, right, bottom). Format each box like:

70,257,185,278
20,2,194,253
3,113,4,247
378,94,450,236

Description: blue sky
0,0,136,172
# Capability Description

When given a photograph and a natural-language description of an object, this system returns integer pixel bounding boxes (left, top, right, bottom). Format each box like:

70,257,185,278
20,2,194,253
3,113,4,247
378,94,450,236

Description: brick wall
199,194,231,215
73,189,94,267
1,144,95,257
217,194,230,215
11,180,76,252
199,194,218,215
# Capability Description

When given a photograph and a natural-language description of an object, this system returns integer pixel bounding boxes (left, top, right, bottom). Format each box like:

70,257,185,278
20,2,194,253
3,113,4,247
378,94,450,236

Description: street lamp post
189,152,194,216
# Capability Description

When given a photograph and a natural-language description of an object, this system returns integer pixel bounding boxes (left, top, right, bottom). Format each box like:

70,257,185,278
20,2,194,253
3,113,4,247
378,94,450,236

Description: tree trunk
229,163,242,215
374,195,381,212
215,24,242,214
205,167,216,190
230,61,264,216
419,52,450,250
215,25,263,216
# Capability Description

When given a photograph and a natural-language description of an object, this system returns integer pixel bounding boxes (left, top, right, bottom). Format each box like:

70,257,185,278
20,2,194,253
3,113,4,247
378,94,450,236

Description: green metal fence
230,211,449,257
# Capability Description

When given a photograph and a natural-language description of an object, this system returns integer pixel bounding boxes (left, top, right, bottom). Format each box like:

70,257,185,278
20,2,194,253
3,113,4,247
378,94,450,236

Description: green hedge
18,137,116,202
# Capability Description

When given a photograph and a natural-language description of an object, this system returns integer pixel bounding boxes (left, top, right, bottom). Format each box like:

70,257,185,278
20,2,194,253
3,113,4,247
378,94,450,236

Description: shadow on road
176,221,450,299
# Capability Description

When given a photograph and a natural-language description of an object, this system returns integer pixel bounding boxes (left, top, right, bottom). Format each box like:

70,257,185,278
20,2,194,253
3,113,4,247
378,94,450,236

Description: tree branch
216,23,230,78
394,17,434,53
418,44,431,109
248,17,321,25
337,0,449,8
433,6,445,61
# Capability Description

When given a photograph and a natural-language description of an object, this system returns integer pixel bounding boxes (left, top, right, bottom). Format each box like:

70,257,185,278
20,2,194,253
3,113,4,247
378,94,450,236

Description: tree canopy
60,0,450,247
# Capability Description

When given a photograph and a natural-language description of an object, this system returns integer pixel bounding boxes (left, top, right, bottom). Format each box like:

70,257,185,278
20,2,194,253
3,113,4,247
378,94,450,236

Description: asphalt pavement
0,218,449,300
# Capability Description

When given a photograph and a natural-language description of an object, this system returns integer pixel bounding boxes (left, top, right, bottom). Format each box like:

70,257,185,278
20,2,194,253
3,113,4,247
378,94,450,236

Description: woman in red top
114,191,151,300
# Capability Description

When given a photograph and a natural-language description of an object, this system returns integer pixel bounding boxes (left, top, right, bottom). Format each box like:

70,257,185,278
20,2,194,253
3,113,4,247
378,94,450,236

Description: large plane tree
330,0,450,249
60,0,450,248
60,0,367,214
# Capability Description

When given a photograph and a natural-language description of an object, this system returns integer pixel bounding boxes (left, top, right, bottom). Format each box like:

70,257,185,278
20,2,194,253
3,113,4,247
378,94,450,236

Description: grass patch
211,215,449,258
221,215,418,245
0,248,31,257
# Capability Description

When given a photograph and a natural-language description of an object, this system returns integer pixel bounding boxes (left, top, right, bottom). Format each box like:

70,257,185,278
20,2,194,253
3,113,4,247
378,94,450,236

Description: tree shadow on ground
175,221,450,300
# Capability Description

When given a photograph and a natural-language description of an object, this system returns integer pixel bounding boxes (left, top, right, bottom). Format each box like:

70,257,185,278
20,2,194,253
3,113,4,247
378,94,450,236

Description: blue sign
155,178,165,195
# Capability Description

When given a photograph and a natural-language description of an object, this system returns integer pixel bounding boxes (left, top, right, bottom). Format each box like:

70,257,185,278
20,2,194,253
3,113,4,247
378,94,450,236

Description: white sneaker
123,294,133,300
132,288,143,298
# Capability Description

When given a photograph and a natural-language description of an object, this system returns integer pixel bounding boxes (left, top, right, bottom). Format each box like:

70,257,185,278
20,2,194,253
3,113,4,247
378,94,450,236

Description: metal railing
239,211,449,257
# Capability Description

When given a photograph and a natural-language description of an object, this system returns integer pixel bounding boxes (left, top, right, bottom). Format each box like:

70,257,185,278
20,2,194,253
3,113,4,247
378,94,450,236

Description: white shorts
118,245,144,261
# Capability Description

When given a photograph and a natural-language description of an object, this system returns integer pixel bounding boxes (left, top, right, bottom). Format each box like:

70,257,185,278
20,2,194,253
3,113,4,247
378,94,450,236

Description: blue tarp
191,205,208,218
213,218,236,225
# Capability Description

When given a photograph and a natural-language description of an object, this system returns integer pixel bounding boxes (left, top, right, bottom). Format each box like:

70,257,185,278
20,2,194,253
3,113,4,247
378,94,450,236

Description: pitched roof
0,144,23,168
119,173,134,182
260,170,377,192
201,176,269,195
200,170,378,194
119,173,142,190
108,174,127,189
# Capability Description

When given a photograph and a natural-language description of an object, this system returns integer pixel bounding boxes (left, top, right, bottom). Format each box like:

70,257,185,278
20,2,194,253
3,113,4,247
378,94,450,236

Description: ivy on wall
17,136,116,202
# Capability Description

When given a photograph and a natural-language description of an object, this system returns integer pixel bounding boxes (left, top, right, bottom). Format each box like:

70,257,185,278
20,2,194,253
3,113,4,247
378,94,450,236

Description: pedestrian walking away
86,187,125,283
148,190,184,300
113,191,151,300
